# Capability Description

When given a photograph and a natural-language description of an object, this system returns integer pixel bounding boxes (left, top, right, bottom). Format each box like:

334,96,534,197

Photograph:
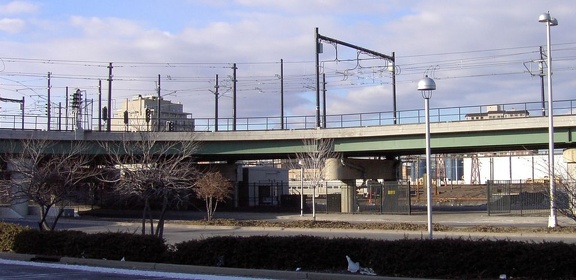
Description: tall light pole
539,11,558,228
418,75,436,239
299,160,304,216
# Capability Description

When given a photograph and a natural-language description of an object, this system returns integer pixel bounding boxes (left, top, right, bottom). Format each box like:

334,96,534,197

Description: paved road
4,210,576,244
0,258,269,280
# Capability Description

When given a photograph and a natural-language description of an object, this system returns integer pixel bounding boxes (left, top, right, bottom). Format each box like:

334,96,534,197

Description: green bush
7,227,576,278
171,236,576,279
0,222,29,252
13,230,87,256
13,230,167,262
82,232,167,262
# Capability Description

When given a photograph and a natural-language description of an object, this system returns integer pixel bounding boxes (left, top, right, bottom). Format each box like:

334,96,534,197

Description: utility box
238,167,289,207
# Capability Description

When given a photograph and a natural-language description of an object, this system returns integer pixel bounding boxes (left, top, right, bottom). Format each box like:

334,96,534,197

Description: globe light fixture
418,75,436,239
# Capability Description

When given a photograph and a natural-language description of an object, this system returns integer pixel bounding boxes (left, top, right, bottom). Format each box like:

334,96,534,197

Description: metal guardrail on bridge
1,99,575,132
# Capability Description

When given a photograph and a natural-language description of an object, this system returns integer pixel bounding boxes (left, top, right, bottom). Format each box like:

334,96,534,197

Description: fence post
486,180,492,216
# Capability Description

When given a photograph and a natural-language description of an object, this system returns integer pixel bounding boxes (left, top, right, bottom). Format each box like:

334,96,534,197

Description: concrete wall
324,158,398,181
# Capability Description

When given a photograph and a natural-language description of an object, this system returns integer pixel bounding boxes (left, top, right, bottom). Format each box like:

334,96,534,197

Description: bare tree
193,171,233,221
0,138,100,231
100,130,198,238
293,137,339,220
540,160,576,223
514,152,576,225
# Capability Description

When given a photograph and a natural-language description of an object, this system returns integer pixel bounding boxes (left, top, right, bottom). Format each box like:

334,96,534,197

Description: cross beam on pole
317,33,394,61
315,28,396,128
0,97,24,103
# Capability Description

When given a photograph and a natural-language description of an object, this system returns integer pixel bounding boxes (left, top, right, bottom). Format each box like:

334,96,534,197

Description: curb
0,252,427,280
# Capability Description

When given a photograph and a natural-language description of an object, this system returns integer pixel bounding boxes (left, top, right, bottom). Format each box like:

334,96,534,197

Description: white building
465,105,529,120
111,95,194,132
462,151,566,184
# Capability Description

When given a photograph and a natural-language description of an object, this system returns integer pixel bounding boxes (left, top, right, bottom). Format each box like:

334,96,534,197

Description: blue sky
0,0,574,124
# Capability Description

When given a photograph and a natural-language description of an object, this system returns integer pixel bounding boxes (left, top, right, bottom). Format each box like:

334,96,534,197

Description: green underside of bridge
195,127,576,159
333,129,575,152
0,126,574,160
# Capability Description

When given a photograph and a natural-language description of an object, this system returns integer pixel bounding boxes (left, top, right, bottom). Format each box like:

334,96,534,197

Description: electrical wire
0,41,575,114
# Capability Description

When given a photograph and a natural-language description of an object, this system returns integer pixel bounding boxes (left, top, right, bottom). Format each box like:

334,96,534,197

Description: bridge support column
563,149,576,180
340,179,356,213
7,158,30,217
563,149,576,211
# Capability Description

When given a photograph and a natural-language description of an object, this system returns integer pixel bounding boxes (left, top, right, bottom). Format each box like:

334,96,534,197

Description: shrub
13,230,86,256
13,230,167,262
82,232,167,262
8,227,576,279
0,222,29,252
171,236,576,279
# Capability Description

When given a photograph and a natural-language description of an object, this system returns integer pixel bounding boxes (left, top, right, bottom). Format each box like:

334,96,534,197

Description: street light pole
299,161,304,216
539,11,558,228
418,76,436,239
157,74,161,131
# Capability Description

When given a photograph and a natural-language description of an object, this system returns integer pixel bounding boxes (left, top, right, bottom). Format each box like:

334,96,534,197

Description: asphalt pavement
2,209,576,279
164,208,576,229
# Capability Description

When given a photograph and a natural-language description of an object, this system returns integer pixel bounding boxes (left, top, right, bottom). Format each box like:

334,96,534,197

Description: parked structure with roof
465,105,529,120
112,95,194,132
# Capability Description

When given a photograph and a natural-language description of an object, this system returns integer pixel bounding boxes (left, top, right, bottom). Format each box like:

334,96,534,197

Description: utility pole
232,63,237,131
47,72,51,131
157,74,161,131
539,46,546,116
107,63,113,131
392,52,397,124
315,27,395,127
214,74,219,131
315,27,321,128
98,79,102,131
322,73,326,128
21,96,24,129
58,102,62,131
65,87,69,130
280,59,284,130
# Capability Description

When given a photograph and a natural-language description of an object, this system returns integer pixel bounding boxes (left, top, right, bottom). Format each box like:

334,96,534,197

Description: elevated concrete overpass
1,115,574,161
2,114,576,214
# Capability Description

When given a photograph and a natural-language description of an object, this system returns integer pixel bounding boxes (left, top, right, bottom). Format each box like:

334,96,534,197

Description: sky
0,0,574,127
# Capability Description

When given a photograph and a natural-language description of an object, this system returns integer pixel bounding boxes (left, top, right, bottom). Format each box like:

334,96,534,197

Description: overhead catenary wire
0,41,574,115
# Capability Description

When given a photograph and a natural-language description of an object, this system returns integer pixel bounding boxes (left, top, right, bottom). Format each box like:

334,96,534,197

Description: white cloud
0,0,574,121
0,17,24,33
0,1,38,15
69,16,143,38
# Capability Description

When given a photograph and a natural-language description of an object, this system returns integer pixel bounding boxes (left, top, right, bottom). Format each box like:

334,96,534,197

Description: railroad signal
145,108,151,123
102,106,108,121
71,89,82,109
123,111,128,125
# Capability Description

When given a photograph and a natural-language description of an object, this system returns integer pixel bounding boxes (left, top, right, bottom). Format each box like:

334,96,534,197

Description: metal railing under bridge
2,99,576,132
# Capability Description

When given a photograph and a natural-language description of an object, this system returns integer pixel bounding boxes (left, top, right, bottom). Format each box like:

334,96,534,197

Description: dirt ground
411,184,487,204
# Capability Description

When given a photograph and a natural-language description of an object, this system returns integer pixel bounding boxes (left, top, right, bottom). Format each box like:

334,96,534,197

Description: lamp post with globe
418,76,436,239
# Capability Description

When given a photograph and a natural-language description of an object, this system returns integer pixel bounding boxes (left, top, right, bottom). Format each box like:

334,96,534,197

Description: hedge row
171,236,576,279
11,227,167,262
0,222,29,252
2,222,576,279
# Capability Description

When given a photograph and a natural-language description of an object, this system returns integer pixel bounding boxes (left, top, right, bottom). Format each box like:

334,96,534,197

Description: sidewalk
184,209,576,229
6,206,576,230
